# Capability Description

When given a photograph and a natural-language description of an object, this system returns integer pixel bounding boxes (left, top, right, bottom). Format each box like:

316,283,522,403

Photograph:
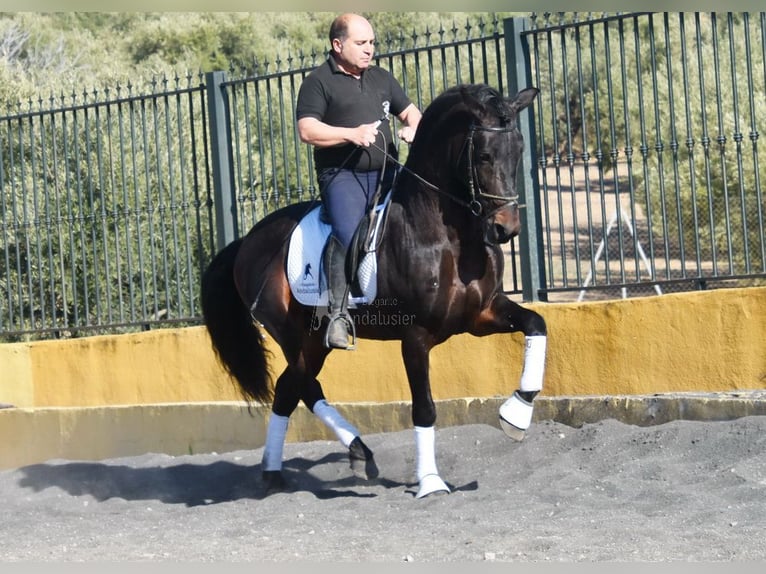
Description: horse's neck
389,185,499,292
397,178,484,246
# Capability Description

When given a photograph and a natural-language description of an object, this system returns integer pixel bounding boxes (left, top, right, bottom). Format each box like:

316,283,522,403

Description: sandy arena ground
2,416,766,562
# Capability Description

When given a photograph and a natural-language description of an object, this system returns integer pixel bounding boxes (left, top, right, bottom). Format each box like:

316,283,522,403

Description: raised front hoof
416,474,450,499
499,415,527,442
261,470,287,495
348,436,379,480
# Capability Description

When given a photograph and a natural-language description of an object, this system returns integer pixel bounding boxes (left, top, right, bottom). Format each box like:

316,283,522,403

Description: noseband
461,122,520,218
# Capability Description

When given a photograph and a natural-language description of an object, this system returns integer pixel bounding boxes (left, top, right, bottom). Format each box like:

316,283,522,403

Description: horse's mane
465,83,514,123
422,84,511,132
405,83,512,171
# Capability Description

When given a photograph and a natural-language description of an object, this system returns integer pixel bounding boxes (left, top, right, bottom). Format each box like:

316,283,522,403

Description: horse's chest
405,246,478,308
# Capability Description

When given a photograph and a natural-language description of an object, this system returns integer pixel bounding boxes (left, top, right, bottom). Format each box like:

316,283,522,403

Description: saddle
286,190,392,308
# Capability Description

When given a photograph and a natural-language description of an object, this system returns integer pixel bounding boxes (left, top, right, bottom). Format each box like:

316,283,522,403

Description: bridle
460,122,521,217
373,119,522,220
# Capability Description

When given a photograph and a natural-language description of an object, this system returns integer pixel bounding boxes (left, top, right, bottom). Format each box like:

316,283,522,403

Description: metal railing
0,74,214,339
1,13,764,340
524,12,766,301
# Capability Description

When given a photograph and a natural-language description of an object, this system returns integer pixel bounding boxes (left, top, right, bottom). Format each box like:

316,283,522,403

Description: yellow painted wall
1,287,764,409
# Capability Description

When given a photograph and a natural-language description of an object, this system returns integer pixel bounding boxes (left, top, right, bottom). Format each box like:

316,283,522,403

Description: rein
372,121,522,219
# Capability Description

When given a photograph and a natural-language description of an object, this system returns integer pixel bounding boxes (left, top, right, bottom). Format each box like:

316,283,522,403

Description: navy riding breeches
318,167,394,249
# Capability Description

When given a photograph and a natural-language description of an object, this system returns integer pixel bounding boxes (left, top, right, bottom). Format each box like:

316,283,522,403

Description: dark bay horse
201,83,547,498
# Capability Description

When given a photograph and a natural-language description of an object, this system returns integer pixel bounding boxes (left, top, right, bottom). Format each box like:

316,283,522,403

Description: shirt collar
327,52,365,78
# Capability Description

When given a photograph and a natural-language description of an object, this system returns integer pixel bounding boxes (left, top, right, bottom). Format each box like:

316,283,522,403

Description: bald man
296,13,421,349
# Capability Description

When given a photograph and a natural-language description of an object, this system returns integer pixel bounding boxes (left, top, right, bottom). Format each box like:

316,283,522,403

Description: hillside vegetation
0,12,513,108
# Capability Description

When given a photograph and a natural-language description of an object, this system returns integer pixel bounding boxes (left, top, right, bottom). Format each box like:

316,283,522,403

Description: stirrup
323,312,356,350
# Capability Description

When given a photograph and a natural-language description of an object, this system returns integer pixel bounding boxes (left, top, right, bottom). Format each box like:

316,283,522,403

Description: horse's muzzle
486,205,520,244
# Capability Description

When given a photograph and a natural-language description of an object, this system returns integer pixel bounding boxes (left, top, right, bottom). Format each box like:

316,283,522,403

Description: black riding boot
322,235,354,350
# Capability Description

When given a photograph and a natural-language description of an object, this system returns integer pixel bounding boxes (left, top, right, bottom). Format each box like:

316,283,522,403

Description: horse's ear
508,87,539,115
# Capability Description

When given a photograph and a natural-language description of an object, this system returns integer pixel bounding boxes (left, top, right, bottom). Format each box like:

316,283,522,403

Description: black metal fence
527,12,766,301
0,75,214,338
1,13,764,340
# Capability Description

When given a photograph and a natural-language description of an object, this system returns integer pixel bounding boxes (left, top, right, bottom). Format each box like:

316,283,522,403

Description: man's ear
331,38,342,54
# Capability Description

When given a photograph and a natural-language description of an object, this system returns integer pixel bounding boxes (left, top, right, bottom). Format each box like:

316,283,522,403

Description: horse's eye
478,152,492,163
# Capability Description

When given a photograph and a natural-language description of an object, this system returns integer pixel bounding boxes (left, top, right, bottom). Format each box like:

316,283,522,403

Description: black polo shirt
296,54,412,171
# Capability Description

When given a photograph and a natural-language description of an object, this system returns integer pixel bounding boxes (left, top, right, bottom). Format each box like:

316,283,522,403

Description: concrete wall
1,287,764,469
3,392,766,470
2,287,764,409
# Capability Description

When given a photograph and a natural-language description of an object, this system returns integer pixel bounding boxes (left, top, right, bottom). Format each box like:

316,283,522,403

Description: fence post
504,17,547,302
205,71,238,251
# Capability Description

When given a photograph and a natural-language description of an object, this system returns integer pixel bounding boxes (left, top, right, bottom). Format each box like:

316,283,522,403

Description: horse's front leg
401,329,451,499
474,295,547,441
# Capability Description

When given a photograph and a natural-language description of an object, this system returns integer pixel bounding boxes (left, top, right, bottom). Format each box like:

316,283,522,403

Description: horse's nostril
489,223,512,244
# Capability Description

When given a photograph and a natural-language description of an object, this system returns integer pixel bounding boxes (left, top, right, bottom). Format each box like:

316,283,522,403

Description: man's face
333,17,375,75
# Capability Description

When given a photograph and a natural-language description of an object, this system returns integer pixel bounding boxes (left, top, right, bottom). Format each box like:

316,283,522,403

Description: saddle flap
287,204,384,307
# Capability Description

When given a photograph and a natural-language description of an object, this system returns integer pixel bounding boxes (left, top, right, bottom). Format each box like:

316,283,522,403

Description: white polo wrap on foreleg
414,425,450,498
312,399,359,448
519,335,546,392
499,336,547,435
414,425,439,480
262,413,289,472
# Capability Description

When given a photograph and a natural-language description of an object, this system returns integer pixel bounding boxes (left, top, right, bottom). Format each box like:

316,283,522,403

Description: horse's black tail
200,239,272,405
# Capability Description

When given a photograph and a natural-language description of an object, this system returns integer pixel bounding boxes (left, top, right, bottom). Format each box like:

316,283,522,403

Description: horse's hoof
416,474,450,499
261,470,287,495
498,392,532,442
499,416,526,442
348,437,379,480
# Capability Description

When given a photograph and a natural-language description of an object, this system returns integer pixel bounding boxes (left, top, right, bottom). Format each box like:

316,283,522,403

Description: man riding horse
295,13,422,349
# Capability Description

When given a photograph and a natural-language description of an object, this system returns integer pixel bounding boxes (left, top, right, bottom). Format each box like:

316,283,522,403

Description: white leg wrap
498,336,546,440
262,413,289,472
519,335,546,392
313,400,359,448
414,426,450,498
414,425,439,480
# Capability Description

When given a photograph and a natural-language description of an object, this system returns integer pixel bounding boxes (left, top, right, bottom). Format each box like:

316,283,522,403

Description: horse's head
408,84,539,244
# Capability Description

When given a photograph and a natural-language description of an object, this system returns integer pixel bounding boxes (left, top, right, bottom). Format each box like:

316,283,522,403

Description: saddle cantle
286,191,391,308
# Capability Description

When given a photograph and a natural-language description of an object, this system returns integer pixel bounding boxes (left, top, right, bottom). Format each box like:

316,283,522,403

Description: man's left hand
397,126,416,144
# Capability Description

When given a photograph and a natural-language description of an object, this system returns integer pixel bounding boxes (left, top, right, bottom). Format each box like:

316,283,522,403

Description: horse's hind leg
305,392,379,480
298,341,379,480
300,336,378,480
261,367,302,493
261,340,378,492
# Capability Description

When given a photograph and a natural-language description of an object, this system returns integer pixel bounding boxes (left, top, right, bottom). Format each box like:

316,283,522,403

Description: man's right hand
351,122,380,147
